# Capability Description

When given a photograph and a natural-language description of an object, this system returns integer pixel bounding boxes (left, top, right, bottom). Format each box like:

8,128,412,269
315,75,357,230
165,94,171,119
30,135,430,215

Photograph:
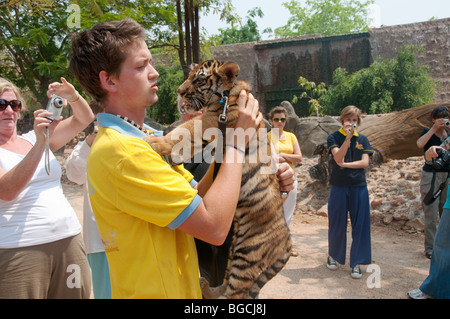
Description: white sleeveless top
0,131,81,248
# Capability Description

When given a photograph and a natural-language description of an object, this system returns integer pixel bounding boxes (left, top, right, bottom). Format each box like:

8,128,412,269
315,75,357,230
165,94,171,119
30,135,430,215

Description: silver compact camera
444,119,450,127
46,94,64,121
351,123,357,129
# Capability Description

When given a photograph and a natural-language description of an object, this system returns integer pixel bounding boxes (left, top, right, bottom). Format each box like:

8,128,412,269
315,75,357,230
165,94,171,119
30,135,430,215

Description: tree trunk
309,103,450,183
359,102,450,160
176,0,186,77
184,0,192,67
192,4,200,63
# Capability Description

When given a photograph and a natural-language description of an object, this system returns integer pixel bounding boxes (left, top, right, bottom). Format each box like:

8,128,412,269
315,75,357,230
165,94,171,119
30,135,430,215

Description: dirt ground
62,182,430,299
259,215,429,299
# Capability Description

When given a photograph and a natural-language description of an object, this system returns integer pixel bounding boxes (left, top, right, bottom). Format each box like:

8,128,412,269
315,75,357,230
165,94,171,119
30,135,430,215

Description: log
309,102,450,183
359,102,450,160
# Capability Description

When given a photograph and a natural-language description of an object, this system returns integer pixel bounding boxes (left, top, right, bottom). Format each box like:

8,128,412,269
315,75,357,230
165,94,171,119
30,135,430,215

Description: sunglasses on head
272,117,286,123
0,99,22,112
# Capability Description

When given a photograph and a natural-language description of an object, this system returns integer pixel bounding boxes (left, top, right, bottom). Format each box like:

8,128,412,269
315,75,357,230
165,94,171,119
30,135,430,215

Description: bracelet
68,91,80,103
225,144,245,154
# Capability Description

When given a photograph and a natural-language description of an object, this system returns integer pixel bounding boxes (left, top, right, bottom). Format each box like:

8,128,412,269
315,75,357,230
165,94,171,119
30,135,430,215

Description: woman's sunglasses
0,99,22,112
272,117,286,123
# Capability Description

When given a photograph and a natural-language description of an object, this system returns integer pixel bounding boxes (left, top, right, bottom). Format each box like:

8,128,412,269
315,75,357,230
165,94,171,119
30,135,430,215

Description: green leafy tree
217,7,267,44
0,0,166,107
0,1,74,108
173,0,236,77
292,77,327,116
391,45,437,111
319,45,437,115
275,0,374,38
148,60,184,125
0,0,237,123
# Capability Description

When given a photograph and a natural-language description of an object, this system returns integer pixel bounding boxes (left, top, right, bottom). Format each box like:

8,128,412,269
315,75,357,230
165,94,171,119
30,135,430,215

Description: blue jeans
420,208,450,298
328,186,371,268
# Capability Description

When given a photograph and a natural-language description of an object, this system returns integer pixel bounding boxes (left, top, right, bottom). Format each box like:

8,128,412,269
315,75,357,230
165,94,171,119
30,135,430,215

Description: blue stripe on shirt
167,194,202,230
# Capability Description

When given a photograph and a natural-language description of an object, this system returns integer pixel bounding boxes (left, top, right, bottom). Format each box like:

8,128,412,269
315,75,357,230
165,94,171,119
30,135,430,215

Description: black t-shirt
327,129,373,187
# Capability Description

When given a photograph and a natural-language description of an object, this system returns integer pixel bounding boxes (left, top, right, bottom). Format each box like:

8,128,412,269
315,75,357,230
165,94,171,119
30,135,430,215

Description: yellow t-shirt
87,114,202,299
268,130,298,169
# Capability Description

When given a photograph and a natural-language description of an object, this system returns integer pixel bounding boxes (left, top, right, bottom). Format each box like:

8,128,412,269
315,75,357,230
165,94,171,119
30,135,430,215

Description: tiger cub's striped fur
145,60,292,299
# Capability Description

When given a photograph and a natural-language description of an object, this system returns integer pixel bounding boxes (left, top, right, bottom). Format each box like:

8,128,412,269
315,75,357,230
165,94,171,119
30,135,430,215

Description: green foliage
0,0,236,123
292,77,327,116
391,45,437,111
319,45,437,115
275,0,374,38
0,1,74,108
217,7,265,44
148,62,184,125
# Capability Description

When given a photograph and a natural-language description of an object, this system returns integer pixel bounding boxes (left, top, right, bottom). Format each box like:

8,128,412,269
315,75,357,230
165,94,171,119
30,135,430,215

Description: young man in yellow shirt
69,18,290,298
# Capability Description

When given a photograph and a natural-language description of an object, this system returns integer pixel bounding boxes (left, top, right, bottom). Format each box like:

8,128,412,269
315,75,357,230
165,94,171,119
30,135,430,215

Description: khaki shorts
0,234,91,299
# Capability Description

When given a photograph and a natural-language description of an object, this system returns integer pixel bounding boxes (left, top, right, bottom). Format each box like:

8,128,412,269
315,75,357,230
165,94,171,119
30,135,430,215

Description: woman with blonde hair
0,77,94,298
326,105,373,279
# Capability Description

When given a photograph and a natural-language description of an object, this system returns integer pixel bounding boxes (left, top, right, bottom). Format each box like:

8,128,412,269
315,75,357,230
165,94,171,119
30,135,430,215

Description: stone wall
212,18,450,115
369,19,450,102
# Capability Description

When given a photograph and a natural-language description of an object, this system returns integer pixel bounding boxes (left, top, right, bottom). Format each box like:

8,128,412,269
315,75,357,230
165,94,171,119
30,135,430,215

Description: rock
392,197,406,207
393,209,409,221
293,153,425,234
403,190,417,200
280,101,342,157
371,199,383,209
405,219,425,232
316,210,328,218
383,215,394,225
405,173,420,181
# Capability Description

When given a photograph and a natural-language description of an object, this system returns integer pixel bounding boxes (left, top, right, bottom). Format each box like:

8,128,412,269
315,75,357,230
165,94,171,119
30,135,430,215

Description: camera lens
54,97,64,108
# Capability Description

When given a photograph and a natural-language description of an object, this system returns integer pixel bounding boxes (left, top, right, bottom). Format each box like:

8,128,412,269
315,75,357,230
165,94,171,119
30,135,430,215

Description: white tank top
0,131,81,248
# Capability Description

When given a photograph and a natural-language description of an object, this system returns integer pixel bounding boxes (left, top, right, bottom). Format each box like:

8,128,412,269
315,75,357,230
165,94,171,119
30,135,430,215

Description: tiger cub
144,60,292,299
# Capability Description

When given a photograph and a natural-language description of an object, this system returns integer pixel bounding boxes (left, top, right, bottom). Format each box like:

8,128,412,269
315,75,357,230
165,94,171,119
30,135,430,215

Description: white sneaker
327,256,338,270
351,264,362,279
408,288,433,299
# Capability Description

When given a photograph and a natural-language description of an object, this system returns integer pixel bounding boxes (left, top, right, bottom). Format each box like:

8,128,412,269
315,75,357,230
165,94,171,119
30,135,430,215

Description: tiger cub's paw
199,277,213,298
143,135,172,155
199,277,211,290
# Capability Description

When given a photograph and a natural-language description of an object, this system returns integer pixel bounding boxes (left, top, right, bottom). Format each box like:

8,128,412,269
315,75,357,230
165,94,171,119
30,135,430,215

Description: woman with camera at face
416,106,450,259
0,77,94,298
326,105,373,279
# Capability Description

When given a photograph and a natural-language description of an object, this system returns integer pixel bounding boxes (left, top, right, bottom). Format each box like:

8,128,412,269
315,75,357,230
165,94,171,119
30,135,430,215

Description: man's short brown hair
69,18,146,110
340,105,362,126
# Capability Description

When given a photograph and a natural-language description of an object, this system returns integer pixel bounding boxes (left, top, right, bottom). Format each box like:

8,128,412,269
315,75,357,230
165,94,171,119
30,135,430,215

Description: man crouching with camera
417,106,450,259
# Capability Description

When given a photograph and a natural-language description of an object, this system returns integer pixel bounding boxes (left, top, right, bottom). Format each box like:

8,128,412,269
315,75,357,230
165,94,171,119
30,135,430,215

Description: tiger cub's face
177,60,240,114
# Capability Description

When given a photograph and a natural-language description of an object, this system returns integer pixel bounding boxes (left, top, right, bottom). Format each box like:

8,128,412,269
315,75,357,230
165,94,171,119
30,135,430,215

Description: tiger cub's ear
182,63,197,75
218,62,240,84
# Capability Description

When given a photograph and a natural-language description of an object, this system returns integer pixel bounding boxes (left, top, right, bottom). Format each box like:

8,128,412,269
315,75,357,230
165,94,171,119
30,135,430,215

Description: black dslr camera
432,148,450,170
